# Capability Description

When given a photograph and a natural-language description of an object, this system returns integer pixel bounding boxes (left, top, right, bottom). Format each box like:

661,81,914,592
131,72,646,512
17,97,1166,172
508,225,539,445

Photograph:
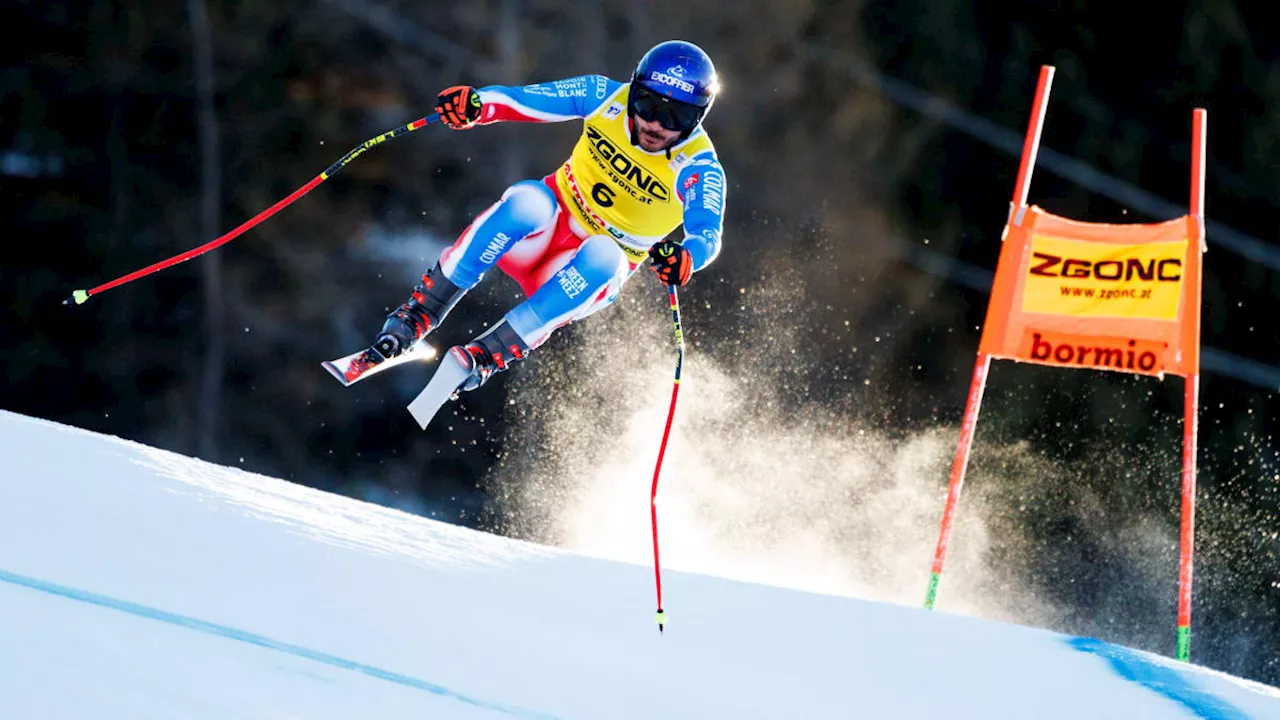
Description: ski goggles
630,84,705,133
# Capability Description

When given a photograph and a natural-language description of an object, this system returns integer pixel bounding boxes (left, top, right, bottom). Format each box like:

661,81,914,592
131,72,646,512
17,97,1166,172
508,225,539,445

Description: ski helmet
628,40,718,141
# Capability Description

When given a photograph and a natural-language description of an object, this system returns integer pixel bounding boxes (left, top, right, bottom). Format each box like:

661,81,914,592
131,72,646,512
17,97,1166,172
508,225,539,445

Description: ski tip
406,349,472,430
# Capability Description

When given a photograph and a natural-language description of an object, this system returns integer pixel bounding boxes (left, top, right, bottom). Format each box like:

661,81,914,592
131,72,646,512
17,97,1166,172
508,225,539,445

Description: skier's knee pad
572,235,629,286
496,180,558,237
443,180,558,288
503,236,628,350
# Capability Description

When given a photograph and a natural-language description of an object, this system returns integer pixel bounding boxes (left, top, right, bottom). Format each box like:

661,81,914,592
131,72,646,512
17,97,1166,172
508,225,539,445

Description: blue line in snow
0,568,559,720
1067,636,1251,719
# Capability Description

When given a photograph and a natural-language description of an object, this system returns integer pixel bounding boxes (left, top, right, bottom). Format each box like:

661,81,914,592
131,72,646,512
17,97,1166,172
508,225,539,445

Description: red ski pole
651,283,684,633
64,113,440,305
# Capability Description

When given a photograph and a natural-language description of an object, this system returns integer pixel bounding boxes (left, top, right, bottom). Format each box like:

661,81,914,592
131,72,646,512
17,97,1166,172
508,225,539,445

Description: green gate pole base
924,572,941,610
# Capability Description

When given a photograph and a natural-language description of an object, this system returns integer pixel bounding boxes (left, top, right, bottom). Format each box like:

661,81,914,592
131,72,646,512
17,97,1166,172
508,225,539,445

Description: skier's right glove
648,239,693,286
436,85,483,129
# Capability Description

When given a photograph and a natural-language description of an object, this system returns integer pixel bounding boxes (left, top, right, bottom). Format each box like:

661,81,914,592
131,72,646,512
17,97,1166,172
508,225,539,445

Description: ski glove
437,85,483,129
648,239,693,286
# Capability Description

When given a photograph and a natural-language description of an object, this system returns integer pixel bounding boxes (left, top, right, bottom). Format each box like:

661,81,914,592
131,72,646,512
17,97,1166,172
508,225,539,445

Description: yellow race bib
556,85,714,260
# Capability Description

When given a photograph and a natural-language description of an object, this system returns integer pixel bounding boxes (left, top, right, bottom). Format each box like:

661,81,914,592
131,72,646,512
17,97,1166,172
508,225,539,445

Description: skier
329,40,726,409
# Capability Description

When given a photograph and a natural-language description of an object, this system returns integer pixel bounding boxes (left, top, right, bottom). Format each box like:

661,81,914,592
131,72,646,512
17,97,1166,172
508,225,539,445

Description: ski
322,340,436,387
406,347,474,429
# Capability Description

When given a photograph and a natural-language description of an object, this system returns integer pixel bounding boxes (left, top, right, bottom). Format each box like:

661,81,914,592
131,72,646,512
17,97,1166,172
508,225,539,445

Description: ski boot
404,319,532,427
374,262,466,360
454,319,531,393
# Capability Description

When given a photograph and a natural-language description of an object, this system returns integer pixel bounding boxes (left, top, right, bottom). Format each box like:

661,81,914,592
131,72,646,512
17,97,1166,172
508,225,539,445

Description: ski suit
436,75,727,349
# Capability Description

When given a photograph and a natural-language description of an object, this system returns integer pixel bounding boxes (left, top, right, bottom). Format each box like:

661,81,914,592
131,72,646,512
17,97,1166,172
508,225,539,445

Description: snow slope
0,409,1276,719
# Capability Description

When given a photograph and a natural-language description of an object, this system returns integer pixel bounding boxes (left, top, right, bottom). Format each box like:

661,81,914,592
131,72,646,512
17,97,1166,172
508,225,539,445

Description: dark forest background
4,0,1279,684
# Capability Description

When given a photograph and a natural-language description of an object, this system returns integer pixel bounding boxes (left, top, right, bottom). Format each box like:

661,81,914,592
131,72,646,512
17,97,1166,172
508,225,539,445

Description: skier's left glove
648,239,693,286
436,85,483,129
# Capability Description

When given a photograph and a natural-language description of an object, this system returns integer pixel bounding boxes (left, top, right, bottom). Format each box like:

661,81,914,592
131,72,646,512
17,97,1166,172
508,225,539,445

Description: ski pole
64,113,441,305
650,283,684,633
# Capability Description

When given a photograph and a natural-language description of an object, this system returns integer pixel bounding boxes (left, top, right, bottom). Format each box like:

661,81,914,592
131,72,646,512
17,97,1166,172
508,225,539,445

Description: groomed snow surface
1,410,1277,719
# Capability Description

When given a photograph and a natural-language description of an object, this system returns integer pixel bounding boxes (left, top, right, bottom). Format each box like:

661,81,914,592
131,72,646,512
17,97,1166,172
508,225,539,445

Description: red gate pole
924,352,991,609
1176,108,1207,661
925,65,1055,610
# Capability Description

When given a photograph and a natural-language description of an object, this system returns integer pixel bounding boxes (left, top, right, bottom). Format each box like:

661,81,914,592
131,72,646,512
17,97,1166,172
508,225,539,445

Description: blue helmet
628,40,719,139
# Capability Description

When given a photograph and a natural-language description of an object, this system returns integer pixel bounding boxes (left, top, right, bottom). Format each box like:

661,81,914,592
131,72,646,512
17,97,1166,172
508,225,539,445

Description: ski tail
322,341,436,387
322,349,382,387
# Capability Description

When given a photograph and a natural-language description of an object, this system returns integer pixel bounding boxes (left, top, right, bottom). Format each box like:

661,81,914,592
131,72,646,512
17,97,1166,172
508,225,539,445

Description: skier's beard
638,128,669,150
